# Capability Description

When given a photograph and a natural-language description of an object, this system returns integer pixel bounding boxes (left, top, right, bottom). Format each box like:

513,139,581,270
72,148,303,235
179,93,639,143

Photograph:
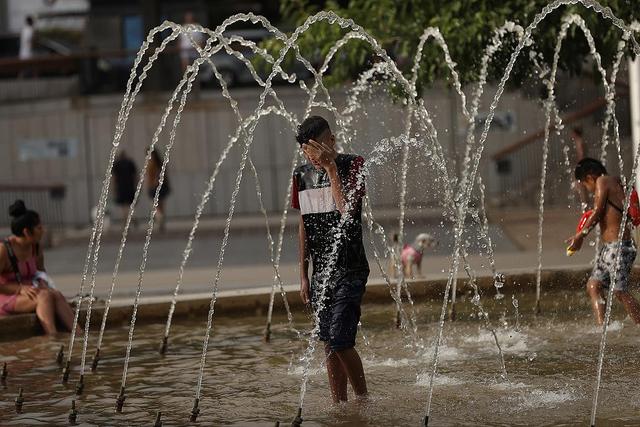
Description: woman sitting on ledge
0,200,75,334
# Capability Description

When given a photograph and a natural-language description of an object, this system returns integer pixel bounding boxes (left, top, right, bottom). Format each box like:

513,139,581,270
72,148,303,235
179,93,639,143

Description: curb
0,264,611,342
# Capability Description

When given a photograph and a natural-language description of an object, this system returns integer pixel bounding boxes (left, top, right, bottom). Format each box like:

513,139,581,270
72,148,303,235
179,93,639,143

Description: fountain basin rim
0,264,612,342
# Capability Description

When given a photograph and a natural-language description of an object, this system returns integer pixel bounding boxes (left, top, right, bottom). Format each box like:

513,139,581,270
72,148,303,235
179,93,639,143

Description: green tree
265,0,638,92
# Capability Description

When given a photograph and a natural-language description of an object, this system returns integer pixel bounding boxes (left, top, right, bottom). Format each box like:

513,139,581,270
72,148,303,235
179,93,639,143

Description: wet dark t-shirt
292,153,369,282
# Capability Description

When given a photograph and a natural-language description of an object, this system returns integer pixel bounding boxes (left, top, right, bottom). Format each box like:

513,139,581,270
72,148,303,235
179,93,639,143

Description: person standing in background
112,150,138,228
19,16,34,60
145,147,171,232
19,16,35,77
179,11,202,74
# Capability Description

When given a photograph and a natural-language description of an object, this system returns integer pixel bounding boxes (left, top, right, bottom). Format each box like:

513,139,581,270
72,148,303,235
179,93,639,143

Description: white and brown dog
400,233,437,278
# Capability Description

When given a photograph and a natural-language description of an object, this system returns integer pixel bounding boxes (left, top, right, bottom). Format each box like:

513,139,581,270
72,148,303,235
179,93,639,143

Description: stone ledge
0,264,625,342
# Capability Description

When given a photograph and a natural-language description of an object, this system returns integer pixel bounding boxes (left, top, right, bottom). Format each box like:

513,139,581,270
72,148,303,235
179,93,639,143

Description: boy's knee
586,281,601,293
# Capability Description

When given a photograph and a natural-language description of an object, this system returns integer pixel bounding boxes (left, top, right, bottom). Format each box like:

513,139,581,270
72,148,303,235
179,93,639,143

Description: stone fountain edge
0,264,631,342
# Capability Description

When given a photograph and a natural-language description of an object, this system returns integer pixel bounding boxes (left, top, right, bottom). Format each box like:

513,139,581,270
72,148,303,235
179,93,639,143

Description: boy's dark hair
575,157,607,181
9,200,40,237
26,16,33,26
295,116,330,146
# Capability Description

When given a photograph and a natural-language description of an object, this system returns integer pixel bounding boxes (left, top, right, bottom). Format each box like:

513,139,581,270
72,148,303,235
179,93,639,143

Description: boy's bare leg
586,279,605,325
614,291,640,324
325,344,348,402
336,347,368,398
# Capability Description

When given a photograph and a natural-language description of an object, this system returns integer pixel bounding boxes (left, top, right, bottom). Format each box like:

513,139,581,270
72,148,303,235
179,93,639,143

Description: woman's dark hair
575,157,607,181
9,200,40,236
295,116,330,146
150,147,163,166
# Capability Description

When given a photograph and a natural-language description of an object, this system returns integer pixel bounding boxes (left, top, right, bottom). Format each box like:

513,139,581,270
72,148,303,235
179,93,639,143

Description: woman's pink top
0,240,38,316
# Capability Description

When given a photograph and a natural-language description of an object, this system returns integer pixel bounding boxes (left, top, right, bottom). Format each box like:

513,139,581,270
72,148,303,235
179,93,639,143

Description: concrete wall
0,83,585,227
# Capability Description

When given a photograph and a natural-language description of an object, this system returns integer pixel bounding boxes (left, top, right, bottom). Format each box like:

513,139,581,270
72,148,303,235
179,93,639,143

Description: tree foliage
266,0,638,91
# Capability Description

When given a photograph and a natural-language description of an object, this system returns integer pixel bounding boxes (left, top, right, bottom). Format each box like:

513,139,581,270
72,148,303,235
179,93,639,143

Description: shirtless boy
566,158,640,325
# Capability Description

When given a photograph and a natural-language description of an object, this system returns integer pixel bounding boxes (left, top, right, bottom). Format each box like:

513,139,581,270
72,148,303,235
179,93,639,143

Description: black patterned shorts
590,240,637,292
311,276,367,351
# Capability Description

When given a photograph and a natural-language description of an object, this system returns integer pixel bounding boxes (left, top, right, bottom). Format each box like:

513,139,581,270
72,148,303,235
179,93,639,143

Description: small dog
400,233,437,278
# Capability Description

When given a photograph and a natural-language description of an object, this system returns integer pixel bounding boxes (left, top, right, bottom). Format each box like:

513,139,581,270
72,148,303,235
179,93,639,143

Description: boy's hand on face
302,140,337,170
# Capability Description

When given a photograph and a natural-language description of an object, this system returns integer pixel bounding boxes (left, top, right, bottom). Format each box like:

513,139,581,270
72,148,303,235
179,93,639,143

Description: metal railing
491,95,623,207
0,45,182,99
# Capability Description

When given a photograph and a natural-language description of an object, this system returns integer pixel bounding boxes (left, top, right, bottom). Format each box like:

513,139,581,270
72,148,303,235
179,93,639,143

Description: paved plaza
43,207,602,299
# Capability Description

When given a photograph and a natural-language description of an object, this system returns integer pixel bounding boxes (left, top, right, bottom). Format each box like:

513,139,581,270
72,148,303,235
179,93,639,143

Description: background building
0,0,634,231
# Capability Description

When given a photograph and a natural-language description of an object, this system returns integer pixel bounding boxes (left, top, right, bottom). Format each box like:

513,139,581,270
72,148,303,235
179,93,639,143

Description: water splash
65,22,180,381
424,0,640,423
53,2,640,424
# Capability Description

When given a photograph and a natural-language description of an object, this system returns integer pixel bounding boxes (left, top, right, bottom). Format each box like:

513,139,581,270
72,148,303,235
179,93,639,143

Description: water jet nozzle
68,399,78,425
61,360,71,384
274,422,280,427
15,387,24,413
115,387,126,413
91,349,100,372
56,345,64,365
395,310,401,329
1,362,7,382
290,407,303,427
159,336,168,355
423,415,429,426
75,375,84,395
535,299,541,315
263,322,272,343
154,411,162,427
189,398,199,422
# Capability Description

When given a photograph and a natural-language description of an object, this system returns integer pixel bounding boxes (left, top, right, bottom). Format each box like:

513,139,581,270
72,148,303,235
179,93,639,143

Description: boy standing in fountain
292,115,369,402
567,158,640,325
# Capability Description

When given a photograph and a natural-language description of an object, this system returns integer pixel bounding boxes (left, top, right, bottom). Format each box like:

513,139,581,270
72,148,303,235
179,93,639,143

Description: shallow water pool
0,289,638,426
